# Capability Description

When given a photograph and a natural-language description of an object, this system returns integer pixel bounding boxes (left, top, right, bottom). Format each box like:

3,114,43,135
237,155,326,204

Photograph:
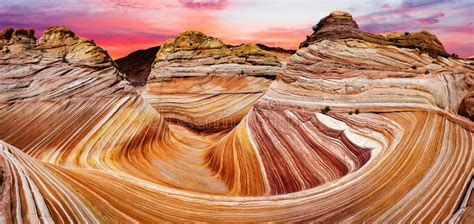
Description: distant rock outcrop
150,30,283,79
251,43,295,62
1,28,36,45
300,11,450,58
115,46,160,88
37,26,113,64
0,26,134,103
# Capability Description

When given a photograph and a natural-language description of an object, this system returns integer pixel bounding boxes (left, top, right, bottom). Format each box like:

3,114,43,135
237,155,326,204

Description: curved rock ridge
0,11,473,223
0,96,231,195
292,13,474,120
0,27,135,103
300,11,449,58
283,36,473,117
1,110,472,222
144,31,290,131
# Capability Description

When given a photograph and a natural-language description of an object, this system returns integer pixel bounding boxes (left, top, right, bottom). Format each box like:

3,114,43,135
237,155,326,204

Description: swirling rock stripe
0,62,132,103
1,111,472,222
204,117,268,196
0,97,229,195
0,98,120,156
1,141,97,223
248,107,372,195
278,40,472,113
350,112,473,223
143,75,272,131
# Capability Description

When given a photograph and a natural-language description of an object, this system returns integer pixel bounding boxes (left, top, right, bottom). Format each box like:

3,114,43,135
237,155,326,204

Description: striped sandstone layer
1,111,472,222
0,26,135,102
143,31,288,132
1,11,473,223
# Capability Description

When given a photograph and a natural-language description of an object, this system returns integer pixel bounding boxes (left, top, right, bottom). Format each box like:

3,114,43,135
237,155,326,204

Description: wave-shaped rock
143,31,289,131
0,11,473,223
1,109,471,222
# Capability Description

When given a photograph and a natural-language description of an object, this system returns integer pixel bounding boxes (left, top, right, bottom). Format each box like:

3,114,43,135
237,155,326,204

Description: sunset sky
1,0,473,59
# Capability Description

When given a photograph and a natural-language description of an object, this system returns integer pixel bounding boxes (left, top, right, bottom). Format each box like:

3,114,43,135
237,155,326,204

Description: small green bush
355,109,360,114
321,106,331,114
411,65,417,69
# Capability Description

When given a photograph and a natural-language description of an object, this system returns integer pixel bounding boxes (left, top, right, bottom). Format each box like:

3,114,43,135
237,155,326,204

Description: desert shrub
321,106,331,114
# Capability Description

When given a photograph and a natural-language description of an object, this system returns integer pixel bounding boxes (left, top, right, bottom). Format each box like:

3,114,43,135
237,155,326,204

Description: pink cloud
179,0,228,10
1,1,472,58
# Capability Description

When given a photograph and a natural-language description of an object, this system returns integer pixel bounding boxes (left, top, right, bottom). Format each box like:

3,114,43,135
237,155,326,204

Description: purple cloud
401,0,452,8
414,12,445,25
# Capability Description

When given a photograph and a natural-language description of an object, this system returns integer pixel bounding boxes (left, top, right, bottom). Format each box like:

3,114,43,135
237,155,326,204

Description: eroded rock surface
143,31,290,131
0,26,134,103
294,11,473,121
300,11,450,58
150,30,283,79
0,11,473,223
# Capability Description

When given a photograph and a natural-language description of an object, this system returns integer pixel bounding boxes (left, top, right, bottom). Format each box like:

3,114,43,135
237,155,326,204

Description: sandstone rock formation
300,11,450,58
0,26,134,103
143,31,289,131
0,11,473,223
296,11,473,121
115,46,161,87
